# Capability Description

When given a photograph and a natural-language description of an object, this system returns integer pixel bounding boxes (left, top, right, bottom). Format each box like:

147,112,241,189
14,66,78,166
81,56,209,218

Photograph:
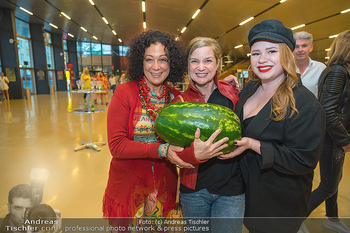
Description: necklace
137,77,171,121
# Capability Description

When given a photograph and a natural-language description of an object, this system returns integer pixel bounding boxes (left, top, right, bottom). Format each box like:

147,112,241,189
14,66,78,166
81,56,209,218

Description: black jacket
236,80,326,233
318,64,350,147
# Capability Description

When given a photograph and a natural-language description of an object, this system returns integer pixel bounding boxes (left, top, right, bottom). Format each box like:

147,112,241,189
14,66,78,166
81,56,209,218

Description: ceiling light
102,17,108,24
181,27,187,34
341,8,350,14
143,22,146,29
325,57,329,59
118,38,122,43
142,1,146,12
192,9,201,19
291,24,305,30
68,33,74,38
247,53,251,57
80,27,87,32
19,7,33,15
61,12,71,20
89,0,95,5
234,44,243,49
175,37,179,41
239,17,254,26
92,36,98,40
112,30,117,35
280,0,287,3
49,23,58,29
329,34,338,38
325,48,330,51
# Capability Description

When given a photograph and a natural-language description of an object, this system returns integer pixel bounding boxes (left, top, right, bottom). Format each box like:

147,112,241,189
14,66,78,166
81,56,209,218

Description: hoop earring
247,65,252,79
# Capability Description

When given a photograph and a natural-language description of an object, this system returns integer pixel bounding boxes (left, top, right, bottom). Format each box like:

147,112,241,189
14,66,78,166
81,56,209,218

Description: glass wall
45,31,55,91
16,19,35,94
77,42,114,76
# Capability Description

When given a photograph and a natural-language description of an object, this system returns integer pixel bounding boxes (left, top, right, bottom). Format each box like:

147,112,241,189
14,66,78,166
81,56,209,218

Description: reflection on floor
0,91,349,232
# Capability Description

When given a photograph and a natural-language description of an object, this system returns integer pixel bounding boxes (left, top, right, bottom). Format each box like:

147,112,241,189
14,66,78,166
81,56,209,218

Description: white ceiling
1,0,350,64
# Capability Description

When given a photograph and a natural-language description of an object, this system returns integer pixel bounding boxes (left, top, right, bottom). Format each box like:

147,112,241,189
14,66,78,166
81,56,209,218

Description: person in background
119,72,129,84
100,71,109,105
80,68,91,100
0,72,10,102
293,31,326,97
91,72,100,104
0,184,33,233
299,30,350,233
109,74,118,94
220,19,326,233
103,30,187,220
166,37,243,233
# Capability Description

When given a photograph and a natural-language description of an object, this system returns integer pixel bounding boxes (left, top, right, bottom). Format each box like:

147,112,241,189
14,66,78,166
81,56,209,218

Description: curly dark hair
127,30,186,84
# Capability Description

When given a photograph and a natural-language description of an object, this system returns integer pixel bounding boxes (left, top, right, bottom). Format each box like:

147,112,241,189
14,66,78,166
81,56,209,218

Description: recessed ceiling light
49,23,58,29
61,12,71,20
239,17,254,26
291,24,305,30
102,17,108,24
142,1,146,12
112,30,117,35
192,9,201,19
80,27,87,32
89,0,95,6
19,7,33,15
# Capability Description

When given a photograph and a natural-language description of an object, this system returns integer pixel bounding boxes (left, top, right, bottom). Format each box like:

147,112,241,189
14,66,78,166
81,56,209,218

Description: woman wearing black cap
220,19,326,233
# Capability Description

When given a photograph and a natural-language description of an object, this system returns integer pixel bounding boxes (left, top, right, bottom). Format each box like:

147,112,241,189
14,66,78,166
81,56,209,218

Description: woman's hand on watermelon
167,145,195,169
194,128,229,160
219,137,261,159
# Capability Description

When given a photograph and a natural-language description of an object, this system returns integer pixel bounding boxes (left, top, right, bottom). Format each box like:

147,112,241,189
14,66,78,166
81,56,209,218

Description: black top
180,88,245,196
237,80,326,233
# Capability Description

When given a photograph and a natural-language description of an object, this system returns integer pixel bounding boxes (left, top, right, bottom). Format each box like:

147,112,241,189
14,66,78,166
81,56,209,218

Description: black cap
248,19,295,51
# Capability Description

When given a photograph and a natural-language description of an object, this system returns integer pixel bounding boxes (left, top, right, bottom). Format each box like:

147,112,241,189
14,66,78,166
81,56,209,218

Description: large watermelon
154,102,242,154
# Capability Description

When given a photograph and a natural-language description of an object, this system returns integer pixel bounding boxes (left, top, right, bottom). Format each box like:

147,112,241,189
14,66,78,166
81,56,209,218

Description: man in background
0,184,33,233
293,31,326,97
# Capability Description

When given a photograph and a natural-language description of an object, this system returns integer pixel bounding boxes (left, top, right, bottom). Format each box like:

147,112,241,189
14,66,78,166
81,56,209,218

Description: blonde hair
186,37,221,78
326,30,350,66
251,43,299,121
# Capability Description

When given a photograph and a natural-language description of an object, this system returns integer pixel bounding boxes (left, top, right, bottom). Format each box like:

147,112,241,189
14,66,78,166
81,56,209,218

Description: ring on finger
176,164,181,168
194,137,200,139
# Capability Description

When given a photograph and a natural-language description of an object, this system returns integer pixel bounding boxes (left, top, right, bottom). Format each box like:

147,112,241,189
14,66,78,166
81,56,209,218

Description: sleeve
319,67,350,147
259,95,326,175
107,85,161,159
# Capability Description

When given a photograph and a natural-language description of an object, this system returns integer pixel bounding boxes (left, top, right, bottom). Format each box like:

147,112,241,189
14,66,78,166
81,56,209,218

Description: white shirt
296,57,326,97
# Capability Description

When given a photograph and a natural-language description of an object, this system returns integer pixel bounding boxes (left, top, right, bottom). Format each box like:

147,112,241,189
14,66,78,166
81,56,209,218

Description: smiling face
293,39,313,63
143,43,170,89
189,46,219,87
250,40,285,83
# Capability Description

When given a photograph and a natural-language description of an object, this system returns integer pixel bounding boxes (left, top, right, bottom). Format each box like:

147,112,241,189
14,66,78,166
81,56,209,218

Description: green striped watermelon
154,102,242,154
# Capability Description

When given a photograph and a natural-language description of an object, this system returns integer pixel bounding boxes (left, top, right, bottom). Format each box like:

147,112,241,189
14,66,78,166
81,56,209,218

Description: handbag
165,167,185,233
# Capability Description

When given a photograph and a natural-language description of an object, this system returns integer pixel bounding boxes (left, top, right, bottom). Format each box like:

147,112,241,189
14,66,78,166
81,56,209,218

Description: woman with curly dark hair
103,30,187,219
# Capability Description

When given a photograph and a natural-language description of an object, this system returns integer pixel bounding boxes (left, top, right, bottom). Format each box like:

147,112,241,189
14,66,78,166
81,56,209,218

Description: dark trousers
309,133,345,218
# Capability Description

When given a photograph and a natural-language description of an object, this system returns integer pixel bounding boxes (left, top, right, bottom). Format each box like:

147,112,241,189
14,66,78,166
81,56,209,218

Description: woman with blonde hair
80,68,91,100
220,19,326,233
304,30,350,233
167,37,243,232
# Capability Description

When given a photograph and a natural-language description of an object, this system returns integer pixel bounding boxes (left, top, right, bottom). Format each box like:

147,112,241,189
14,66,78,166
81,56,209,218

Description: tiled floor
0,91,349,232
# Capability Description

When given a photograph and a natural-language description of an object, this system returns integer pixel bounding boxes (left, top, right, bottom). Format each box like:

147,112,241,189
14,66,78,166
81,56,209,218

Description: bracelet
158,143,170,158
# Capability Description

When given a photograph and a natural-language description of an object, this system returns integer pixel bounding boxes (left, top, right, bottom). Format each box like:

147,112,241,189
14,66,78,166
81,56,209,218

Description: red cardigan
103,81,181,217
172,75,239,190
